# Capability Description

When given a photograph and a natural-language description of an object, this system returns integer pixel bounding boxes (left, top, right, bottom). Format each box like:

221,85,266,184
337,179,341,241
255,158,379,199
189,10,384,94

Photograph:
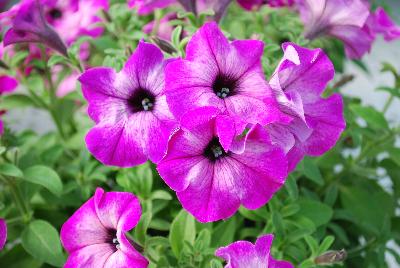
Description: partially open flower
157,107,287,222
216,234,294,267
60,188,148,268
364,7,400,42
267,43,345,171
3,0,68,56
0,219,6,250
79,41,177,167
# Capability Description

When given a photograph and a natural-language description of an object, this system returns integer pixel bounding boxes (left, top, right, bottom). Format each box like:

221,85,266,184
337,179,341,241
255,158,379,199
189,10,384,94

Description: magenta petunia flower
216,234,294,268
297,0,372,59
0,75,18,94
128,0,176,15
165,22,286,129
79,41,177,167
3,0,68,56
267,43,345,171
365,7,400,42
42,0,108,45
0,218,6,250
237,0,294,11
60,188,149,268
157,107,287,222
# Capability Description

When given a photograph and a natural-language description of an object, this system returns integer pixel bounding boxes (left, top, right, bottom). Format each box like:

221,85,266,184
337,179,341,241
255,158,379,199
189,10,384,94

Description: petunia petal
94,188,142,232
85,119,147,167
64,243,115,268
60,196,109,253
0,218,6,250
0,75,18,94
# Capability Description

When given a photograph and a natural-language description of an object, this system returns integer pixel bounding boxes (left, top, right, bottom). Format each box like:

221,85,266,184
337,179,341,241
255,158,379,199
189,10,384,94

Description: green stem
40,47,66,140
0,176,31,223
382,95,394,114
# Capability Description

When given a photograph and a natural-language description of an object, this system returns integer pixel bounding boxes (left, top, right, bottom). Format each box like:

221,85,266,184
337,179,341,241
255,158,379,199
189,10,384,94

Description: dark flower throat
212,73,237,99
204,137,228,161
127,89,155,113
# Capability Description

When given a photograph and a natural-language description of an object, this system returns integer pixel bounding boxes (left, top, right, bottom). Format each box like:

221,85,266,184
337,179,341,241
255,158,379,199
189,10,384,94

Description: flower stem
40,46,66,140
382,95,394,114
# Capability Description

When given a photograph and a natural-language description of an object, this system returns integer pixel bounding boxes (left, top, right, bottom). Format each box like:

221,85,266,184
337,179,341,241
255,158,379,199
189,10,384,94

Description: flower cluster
71,19,345,266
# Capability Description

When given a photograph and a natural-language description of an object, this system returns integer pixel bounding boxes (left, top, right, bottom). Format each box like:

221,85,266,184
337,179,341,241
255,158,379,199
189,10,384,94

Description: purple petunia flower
128,0,176,15
79,41,177,167
297,0,400,59
3,0,68,56
237,0,294,11
364,7,400,42
157,107,287,222
216,234,294,268
60,188,148,268
165,22,286,130
267,43,345,171
0,219,6,250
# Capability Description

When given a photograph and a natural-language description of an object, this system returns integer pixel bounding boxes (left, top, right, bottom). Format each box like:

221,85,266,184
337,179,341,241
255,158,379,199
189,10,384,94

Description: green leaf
304,235,319,256
296,199,333,227
317,236,335,255
302,157,324,186
350,104,389,129
0,163,23,178
47,55,68,67
150,190,172,200
134,211,152,245
285,175,298,200
169,210,196,258
212,217,237,247
0,94,38,110
23,166,63,196
21,220,65,267
340,186,393,235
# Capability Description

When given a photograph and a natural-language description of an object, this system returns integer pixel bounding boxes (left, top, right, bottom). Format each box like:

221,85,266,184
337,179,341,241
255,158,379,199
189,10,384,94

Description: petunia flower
267,43,345,171
60,188,149,268
165,22,286,129
3,0,68,56
79,41,177,167
237,0,294,11
128,0,176,15
0,218,6,250
364,7,400,42
157,107,287,222
42,0,108,45
216,234,294,268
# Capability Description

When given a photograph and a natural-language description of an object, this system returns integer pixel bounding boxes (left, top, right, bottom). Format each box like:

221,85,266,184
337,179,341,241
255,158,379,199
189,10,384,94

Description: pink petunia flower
0,219,6,250
157,107,288,222
237,0,294,11
60,188,149,268
128,0,176,15
3,0,68,56
297,0,400,59
364,7,400,42
216,234,294,268
165,22,287,130
267,43,345,171
78,41,177,167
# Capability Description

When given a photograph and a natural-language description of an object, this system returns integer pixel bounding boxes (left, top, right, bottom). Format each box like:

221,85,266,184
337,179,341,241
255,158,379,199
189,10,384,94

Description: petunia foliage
0,1,399,268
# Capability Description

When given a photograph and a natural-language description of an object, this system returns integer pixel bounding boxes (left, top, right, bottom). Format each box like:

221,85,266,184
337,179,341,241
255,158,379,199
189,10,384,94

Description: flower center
127,89,155,113
204,137,227,161
48,8,62,19
107,230,120,251
212,74,237,99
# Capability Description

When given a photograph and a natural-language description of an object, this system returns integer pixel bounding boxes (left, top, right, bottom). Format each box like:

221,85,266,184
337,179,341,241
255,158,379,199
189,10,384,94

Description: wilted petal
3,0,67,56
